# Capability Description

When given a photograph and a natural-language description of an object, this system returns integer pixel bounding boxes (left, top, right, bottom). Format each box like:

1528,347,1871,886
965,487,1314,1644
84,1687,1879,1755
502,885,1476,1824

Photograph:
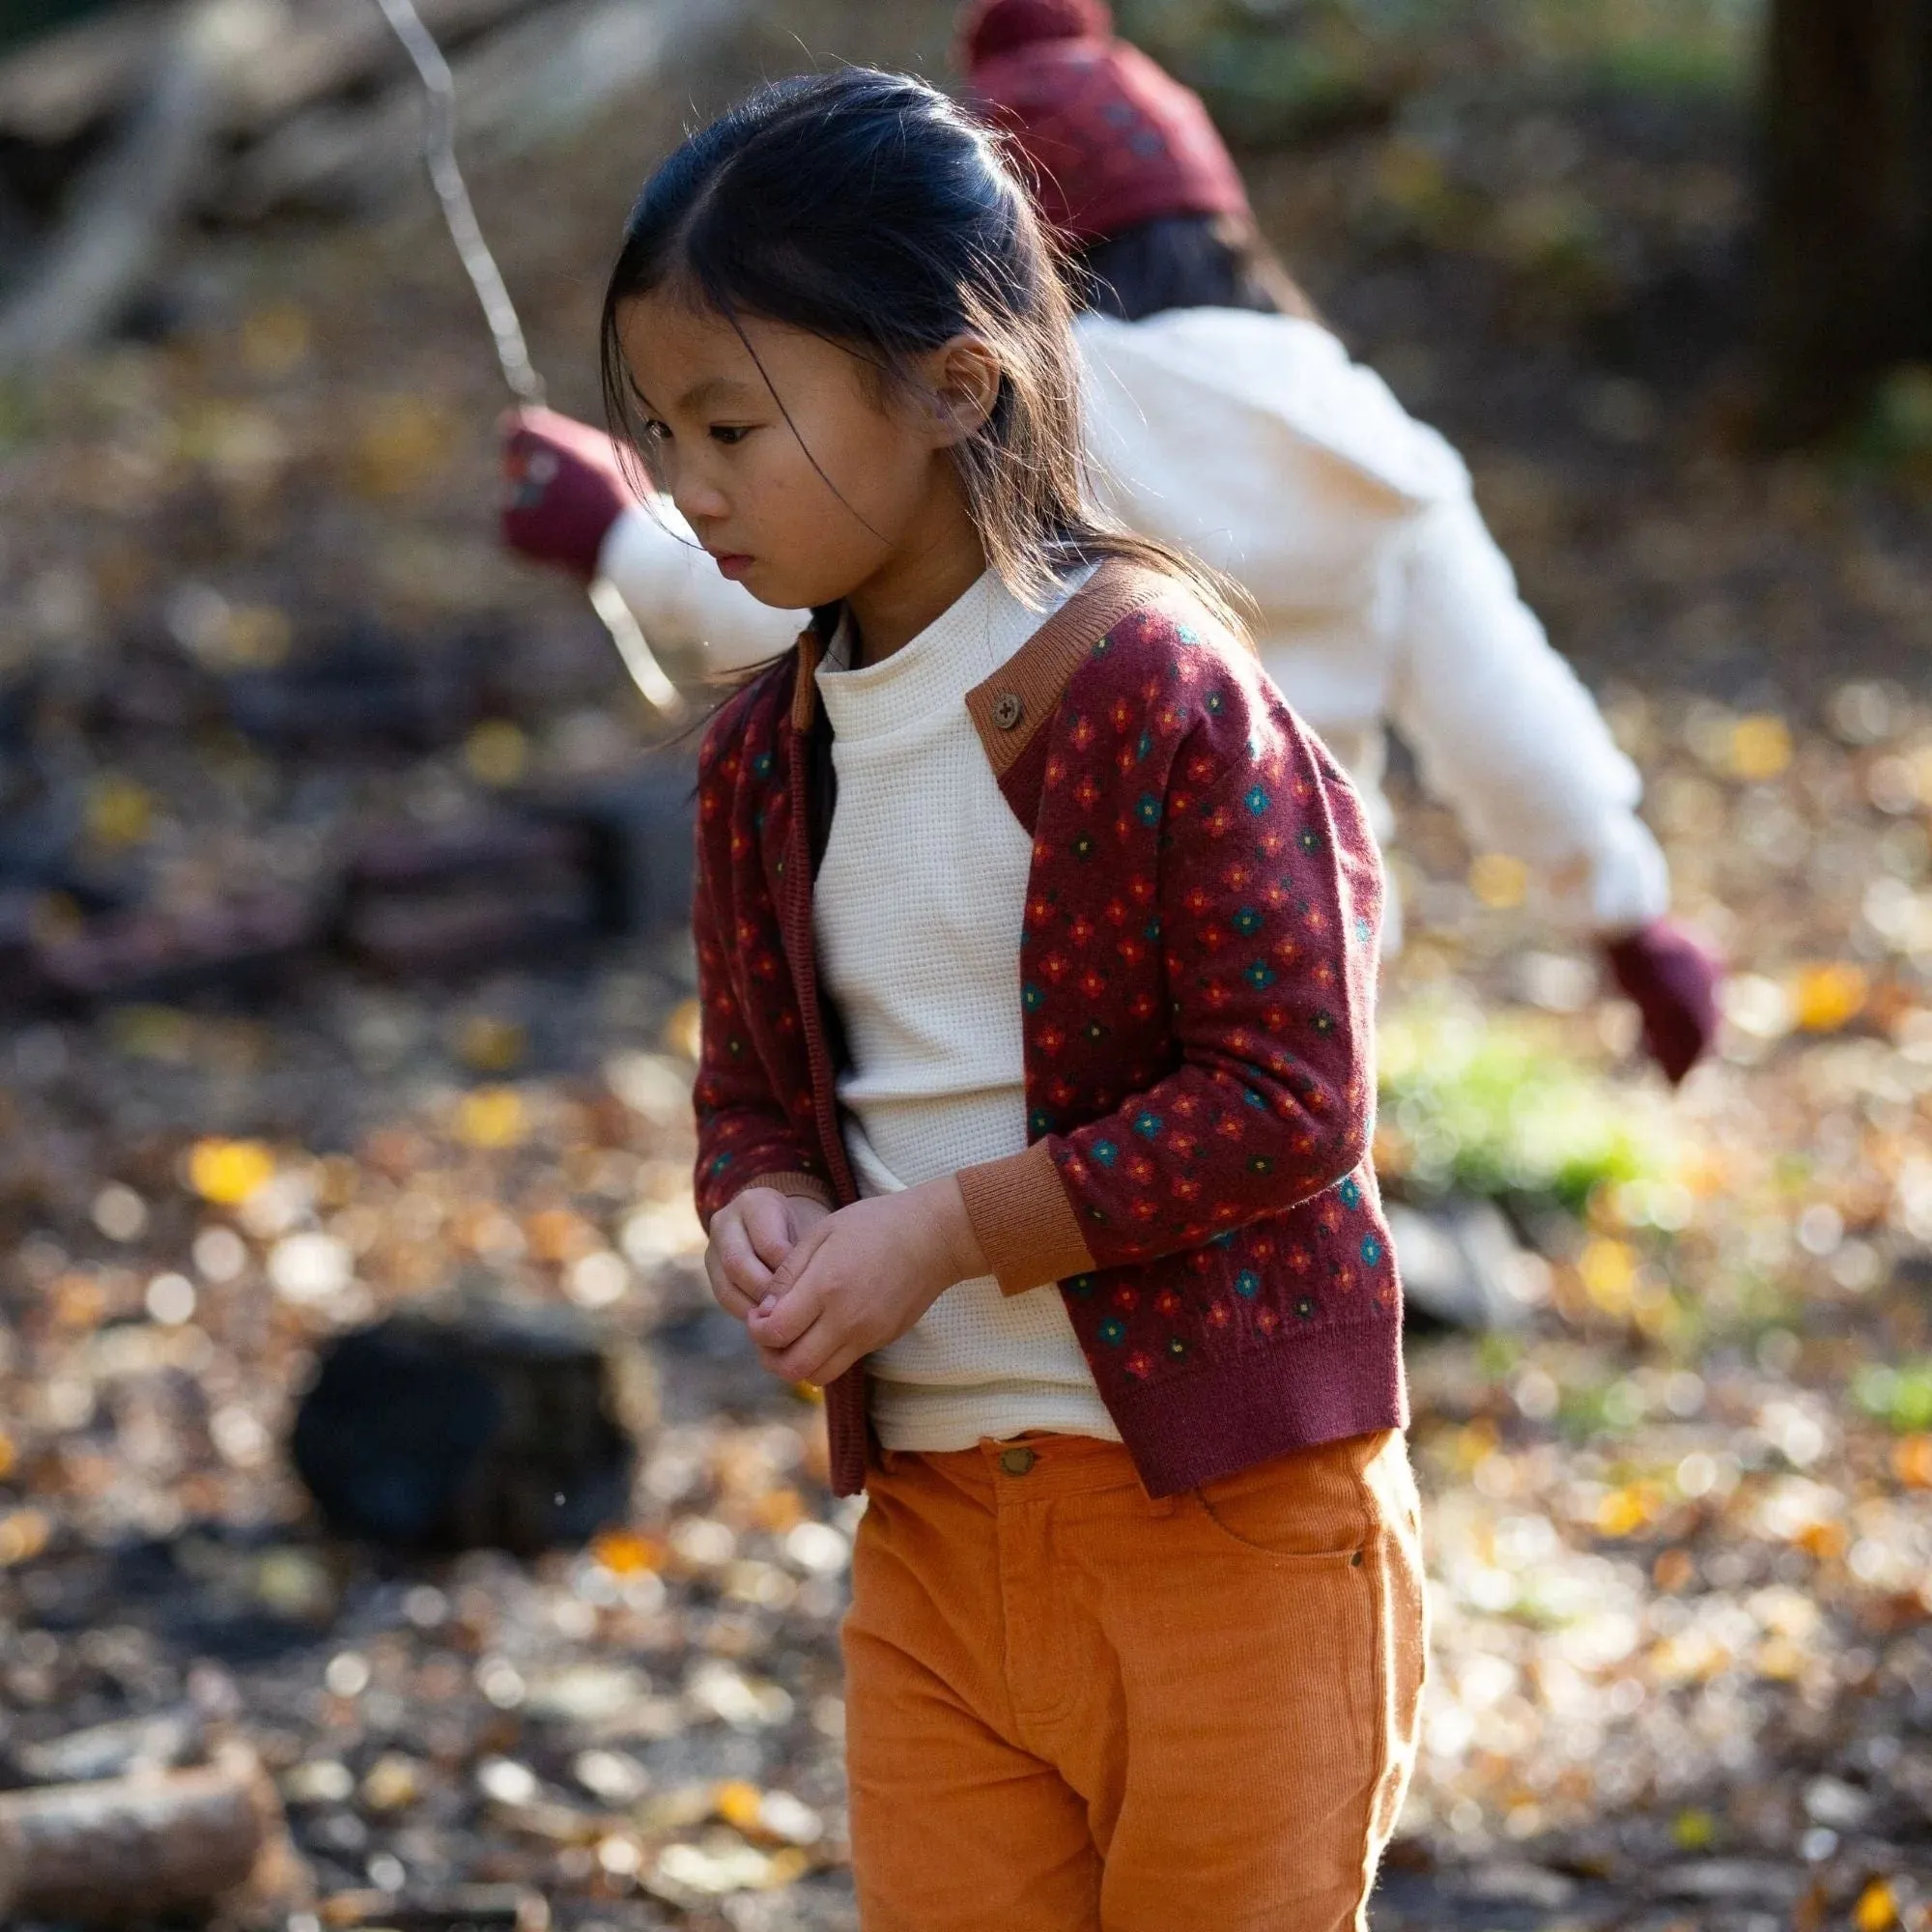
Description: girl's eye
639,419,670,444
709,425,754,445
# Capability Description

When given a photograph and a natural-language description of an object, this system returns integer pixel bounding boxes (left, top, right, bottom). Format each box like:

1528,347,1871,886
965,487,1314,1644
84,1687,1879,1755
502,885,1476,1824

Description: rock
289,1298,646,1554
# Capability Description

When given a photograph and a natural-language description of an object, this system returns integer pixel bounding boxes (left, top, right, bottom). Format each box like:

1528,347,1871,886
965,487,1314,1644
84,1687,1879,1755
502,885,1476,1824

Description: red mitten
1603,919,1722,1085
499,407,639,582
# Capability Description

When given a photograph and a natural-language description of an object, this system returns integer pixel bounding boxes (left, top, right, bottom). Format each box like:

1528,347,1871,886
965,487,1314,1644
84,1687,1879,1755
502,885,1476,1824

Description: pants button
999,1445,1037,1476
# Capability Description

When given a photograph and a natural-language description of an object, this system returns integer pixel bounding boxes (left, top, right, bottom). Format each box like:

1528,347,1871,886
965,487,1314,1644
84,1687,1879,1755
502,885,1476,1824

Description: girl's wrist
916,1176,988,1285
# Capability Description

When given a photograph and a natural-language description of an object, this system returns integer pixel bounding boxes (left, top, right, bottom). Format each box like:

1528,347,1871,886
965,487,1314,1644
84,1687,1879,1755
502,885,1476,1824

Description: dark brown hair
598,67,1248,634
1076,211,1320,326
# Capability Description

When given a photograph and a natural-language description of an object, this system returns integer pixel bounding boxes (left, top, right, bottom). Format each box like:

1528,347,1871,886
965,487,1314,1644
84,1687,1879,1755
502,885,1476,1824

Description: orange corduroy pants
840,1429,1427,1931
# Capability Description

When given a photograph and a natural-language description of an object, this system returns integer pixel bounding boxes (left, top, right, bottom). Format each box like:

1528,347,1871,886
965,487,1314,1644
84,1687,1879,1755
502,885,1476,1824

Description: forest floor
2,3,1932,1927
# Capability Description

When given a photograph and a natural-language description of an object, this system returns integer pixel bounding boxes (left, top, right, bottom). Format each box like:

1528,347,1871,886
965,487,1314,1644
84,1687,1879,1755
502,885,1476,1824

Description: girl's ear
919,334,1002,446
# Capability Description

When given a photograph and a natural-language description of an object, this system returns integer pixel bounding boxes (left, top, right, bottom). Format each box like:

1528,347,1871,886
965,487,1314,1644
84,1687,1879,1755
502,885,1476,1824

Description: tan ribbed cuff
956,1141,1095,1297
716,1170,835,1224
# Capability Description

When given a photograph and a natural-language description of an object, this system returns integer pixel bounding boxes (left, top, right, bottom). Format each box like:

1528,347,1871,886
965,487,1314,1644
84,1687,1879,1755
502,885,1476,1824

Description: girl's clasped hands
705,1180,987,1389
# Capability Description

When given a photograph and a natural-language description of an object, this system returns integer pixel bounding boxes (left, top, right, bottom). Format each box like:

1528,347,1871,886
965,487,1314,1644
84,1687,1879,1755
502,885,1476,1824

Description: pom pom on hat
960,0,1112,65
959,0,1248,245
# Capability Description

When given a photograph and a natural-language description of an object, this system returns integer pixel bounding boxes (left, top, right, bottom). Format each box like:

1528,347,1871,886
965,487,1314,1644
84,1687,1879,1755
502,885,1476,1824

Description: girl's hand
499,407,638,581
746,1179,986,1387
705,1187,831,1322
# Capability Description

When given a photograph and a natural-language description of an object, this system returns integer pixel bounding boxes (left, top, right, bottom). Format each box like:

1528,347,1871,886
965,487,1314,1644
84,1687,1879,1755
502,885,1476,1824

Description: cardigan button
992,690,1025,731
998,1445,1037,1476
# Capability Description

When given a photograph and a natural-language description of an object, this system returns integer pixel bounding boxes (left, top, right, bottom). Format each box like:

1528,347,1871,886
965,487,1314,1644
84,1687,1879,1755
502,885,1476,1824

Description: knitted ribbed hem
956,1141,1095,1295
1102,1315,1409,1498
827,1314,1409,1498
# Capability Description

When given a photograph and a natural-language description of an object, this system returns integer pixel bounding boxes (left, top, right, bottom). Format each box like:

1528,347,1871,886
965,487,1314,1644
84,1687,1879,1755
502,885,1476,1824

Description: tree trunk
1762,0,1932,442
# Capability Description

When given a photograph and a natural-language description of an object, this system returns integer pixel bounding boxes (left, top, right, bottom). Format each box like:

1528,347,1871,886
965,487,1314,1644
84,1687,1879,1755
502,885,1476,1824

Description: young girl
504,0,1719,1085
602,65,1422,1929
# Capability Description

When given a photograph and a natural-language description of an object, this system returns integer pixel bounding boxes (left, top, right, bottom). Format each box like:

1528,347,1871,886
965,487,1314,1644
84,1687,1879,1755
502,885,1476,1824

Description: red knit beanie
958,0,1249,245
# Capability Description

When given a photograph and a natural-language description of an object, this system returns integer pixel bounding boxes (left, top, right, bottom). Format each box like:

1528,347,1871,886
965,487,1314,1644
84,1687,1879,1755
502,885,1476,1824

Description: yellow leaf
762,1846,810,1888
1578,1237,1637,1316
590,1528,662,1577
1596,1487,1648,1538
456,1015,526,1074
1855,1880,1898,1932
714,1779,764,1832
1468,851,1528,910
1891,1435,1932,1489
456,1087,526,1150
86,775,153,848
753,1488,807,1534
1791,962,1868,1033
187,1137,275,1207
0,1510,51,1565
1729,714,1793,781
1672,1808,1715,1851
465,720,528,788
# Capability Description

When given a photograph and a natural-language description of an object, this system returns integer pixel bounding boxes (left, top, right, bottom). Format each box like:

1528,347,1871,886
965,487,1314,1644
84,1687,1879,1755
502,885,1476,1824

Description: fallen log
0,1739,291,1923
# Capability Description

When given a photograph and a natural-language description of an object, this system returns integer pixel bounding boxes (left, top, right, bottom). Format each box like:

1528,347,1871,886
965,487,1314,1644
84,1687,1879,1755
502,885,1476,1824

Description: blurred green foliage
1846,365,1932,491
1114,0,1763,144
1378,997,1671,1212
1852,1359,1932,1434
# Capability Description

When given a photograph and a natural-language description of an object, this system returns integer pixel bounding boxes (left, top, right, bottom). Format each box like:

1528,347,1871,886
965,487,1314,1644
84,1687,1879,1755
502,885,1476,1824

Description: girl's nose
670,467,730,527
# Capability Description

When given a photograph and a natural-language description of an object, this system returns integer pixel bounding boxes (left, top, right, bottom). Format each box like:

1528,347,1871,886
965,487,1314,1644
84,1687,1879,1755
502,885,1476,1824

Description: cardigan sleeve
689,727,834,1230
598,500,810,678
1383,493,1669,936
959,654,1379,1293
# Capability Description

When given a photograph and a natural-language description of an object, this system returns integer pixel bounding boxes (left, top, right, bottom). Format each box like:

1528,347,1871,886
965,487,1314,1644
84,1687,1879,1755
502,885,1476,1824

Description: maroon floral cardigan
689,558,1406,1496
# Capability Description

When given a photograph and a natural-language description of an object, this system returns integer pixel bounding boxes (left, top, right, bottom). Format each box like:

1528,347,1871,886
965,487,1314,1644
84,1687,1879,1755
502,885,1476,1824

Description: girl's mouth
712,553,753,580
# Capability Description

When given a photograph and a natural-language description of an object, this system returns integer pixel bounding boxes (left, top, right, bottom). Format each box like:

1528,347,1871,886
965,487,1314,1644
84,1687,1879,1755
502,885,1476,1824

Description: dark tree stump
1762,0,1932,441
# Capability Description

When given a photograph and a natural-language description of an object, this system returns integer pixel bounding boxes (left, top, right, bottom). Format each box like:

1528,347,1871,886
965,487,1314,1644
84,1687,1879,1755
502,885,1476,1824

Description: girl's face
616,293,969,613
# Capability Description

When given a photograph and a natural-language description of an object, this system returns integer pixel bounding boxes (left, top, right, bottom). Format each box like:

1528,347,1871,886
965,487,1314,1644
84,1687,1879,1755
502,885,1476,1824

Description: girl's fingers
757,1325,834,1387
768,1211,835,1296
713,1214,773,1300
747,1269,824,1350
739,1189,799,1269
704,1246,759,1321
803,1342,863,1386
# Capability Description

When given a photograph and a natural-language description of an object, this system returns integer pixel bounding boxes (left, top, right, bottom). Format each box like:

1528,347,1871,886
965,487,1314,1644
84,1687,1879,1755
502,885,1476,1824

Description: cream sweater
812,567,1117,1452
600,307,1669,948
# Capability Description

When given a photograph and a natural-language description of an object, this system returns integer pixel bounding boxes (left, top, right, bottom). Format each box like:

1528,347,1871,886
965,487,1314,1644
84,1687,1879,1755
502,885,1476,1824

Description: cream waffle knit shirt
813,566,1118,1452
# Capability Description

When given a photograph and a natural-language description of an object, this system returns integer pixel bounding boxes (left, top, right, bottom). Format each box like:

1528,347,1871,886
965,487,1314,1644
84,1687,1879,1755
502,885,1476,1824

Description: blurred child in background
501,0,1719,1085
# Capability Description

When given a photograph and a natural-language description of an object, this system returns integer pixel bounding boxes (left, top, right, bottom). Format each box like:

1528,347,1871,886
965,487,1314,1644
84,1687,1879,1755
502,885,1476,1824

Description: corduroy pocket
1186,1432,1388,1564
